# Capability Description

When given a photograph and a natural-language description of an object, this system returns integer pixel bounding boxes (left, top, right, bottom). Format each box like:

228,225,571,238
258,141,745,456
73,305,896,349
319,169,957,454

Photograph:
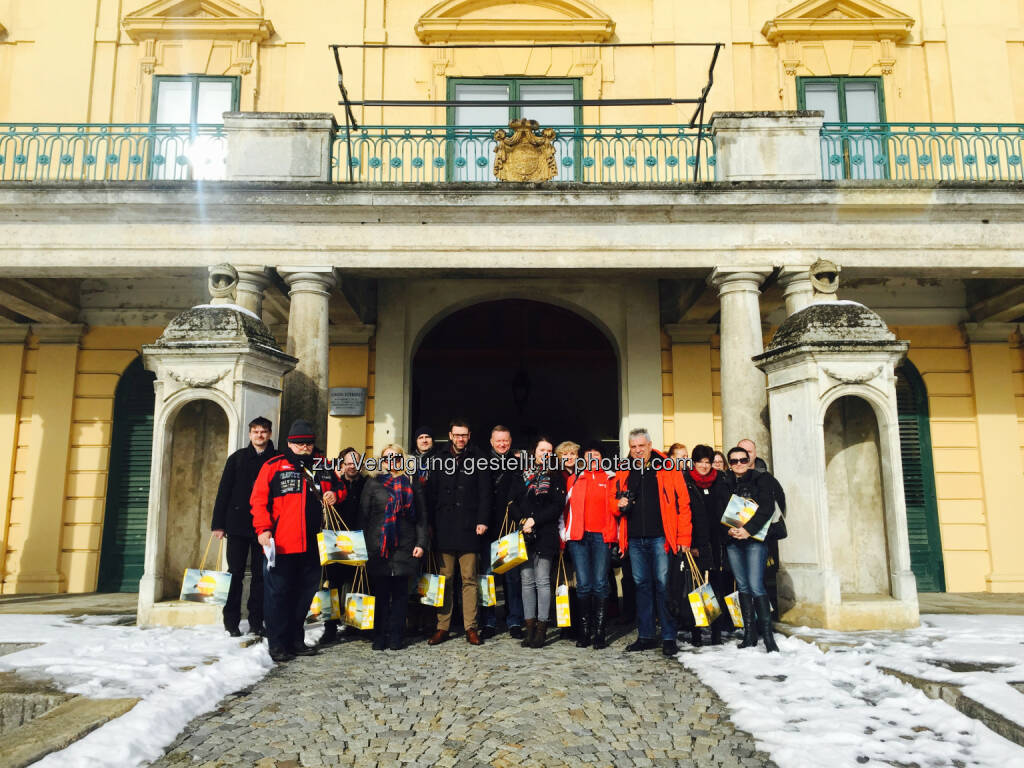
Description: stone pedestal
138,303,296,627
754,302,919,630
280,268,335,443
710,267,772,459
224,112,337,182
711,111,824,181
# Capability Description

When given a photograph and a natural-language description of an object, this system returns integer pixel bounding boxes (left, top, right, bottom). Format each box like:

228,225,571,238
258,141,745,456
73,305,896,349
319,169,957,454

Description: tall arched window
895,360,945,592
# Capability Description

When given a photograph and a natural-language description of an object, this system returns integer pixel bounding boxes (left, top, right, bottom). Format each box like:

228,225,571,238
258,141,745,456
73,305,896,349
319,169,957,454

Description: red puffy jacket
612,451,692,553
250,453,341,554
564,469,618,544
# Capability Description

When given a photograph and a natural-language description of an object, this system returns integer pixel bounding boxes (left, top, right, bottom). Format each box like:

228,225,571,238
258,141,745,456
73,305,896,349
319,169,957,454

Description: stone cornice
0,325,29,344
762,0,914,44
122,0,274,42
962,322,1021,344
415,0,614,43
32,323,85,344
664,324,717,344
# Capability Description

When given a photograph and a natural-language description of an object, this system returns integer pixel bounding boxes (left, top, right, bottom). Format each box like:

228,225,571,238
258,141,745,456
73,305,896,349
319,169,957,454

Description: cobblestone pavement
154,629,777,768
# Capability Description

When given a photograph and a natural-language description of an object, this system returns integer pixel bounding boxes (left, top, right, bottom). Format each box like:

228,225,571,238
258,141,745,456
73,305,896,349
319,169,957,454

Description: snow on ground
0,614,273,767
677,615,1024,768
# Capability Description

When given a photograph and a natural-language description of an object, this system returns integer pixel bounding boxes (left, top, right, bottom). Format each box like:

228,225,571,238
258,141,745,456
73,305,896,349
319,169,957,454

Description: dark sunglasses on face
729,457,749,465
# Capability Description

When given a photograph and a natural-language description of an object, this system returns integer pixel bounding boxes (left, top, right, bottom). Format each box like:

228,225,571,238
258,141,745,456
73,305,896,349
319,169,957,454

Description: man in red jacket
251,419,339,662
614,428,692,658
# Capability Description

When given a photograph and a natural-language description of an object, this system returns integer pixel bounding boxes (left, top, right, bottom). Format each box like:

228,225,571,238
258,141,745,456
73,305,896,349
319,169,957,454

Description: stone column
0,326,28,590
710,268,772,460
234,268,271,318
279,268,335,444
778,266,815,316
3,324,83,594
963,322,1024,592
711,111,824,182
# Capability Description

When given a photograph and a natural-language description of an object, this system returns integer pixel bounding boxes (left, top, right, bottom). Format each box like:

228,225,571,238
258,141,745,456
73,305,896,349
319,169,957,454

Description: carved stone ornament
809,258,841,295
166,367,231,389
208,264,238,304
493,120,559,183
820,364,884,385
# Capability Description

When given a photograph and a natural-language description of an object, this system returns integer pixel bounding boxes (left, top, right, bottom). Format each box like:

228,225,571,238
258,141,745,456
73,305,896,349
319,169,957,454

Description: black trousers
223,535,265,631
372,573,411,644
264,550,320,651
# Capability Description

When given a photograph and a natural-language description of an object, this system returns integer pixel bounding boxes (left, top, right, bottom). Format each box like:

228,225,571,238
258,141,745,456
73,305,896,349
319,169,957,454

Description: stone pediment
415,0,614,42
122,0,274,42
762,0,914,43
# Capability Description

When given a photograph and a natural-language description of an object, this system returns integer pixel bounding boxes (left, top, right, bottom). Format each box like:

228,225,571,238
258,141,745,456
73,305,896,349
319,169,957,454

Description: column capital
664,324,716,344
31,323,85,344
0,325,30,344
708,267,773,295
962,322,1020,344
777,265,815,316
235,266,273,290
279,268,337,297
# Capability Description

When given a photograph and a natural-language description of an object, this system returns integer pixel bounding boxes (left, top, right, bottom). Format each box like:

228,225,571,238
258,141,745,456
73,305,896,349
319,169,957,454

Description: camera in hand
615,488,636,516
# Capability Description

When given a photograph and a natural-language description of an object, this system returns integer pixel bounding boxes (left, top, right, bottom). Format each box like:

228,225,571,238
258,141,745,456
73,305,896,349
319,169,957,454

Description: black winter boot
521,619,536,648
738,592,758,649
592,598,608,650
532,621,548,648
576,596,592,648
755,595,779,653
689,628,703,647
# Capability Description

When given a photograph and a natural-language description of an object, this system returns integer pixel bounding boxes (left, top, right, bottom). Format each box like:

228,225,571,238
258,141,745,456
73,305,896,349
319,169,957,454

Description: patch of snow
678,615,1024,768
0,614,272,767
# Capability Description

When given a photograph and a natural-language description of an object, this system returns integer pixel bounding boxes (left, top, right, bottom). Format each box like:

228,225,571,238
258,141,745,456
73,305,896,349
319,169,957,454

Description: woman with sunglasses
361,445,427,651
685,444,732,645
723,445,779,653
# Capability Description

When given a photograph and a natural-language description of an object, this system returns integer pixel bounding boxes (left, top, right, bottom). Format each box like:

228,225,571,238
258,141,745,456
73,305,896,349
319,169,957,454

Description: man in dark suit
212,416,278,637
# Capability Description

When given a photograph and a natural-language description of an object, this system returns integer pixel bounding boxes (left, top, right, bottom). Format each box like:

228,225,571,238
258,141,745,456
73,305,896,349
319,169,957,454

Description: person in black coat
509,436,567,649
320,446,368,646
723,445,779,653
685,444,734,645
425,419,492,646
361,445,427,651
211,416,278,636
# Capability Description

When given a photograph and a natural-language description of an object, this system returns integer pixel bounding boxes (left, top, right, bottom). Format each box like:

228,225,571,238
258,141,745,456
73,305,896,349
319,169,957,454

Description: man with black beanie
250,419,339,662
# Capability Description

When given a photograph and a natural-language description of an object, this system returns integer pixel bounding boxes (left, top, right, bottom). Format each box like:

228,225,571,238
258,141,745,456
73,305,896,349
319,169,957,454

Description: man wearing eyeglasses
251,419,339,663
426,418,492,646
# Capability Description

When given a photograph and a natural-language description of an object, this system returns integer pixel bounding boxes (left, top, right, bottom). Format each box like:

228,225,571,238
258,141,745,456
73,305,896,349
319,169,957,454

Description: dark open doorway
411,299,619,452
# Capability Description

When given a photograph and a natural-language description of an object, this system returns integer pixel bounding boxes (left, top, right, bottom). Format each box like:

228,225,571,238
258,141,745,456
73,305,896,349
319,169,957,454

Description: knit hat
413,425,433,440
287,419,316,443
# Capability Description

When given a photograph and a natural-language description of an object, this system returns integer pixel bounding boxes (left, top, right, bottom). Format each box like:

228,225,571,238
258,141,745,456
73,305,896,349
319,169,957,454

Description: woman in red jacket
564,441,619,649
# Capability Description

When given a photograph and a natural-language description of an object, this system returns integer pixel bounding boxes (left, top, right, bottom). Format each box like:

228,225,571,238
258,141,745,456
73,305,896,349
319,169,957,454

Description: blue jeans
568,532,610,600
628,536,675,641
727,541,768,597
263,550,320,651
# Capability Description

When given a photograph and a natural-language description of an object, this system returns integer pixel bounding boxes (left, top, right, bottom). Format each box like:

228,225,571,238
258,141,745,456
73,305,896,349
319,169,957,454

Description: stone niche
754,300,920,631
137,272,296,627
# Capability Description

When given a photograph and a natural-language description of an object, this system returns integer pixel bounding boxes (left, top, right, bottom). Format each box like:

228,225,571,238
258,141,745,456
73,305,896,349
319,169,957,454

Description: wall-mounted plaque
329,387,366,416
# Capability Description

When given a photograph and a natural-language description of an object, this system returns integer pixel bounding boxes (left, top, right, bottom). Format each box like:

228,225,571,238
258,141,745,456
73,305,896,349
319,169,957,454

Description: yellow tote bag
180,535,232,606
344,564,375,630
490,503,529,574
554,554,572,628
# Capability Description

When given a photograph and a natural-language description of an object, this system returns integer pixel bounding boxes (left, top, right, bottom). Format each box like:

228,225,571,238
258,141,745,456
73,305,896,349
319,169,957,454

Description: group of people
211,416,787,663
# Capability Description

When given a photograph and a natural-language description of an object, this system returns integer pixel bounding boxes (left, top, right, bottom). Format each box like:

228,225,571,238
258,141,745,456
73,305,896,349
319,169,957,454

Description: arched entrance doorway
98,357,156,593
411,299,619,451
896,360,945,592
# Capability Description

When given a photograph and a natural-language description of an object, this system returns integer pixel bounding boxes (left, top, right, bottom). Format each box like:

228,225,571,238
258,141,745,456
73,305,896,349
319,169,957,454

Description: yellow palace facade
0,0,1023,620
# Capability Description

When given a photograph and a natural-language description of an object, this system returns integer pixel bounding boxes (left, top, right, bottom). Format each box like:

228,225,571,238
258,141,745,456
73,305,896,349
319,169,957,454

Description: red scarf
689,468,717,490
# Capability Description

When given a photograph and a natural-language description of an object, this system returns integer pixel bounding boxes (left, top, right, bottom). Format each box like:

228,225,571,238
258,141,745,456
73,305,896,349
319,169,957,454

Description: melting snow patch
678,631,1024,768
0,614,272,767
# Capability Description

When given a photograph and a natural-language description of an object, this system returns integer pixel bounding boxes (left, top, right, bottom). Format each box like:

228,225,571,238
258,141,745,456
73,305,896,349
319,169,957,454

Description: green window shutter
97,358,156,593
896,362,946,592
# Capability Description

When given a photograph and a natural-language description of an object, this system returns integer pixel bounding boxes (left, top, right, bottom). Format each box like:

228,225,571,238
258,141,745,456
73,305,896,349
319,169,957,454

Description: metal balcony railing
0,123,227,181
820,123,1024,181
331,124,717,183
